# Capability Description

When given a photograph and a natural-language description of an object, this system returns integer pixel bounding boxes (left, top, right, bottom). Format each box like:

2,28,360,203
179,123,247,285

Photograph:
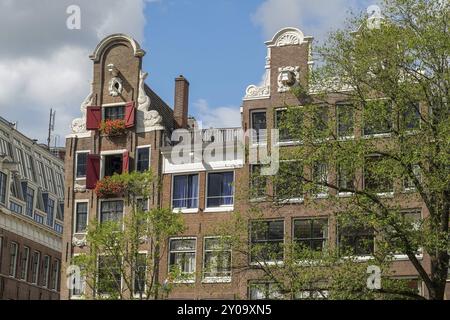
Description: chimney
174,75,189,128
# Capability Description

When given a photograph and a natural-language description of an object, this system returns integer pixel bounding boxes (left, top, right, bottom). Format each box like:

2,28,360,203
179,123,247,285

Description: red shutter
86,106,101,130
122,151,129,173
125,102,135,128
86,154,100,189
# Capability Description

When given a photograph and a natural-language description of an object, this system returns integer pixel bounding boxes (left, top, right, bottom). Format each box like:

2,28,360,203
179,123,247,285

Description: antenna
47,108,56,148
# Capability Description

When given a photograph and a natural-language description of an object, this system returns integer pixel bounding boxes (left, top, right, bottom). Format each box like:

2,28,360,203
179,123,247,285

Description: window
20,246,30,281
104,106,125,121
26,154,37,182
37,162,48,190
97,256,121,295
0,237,2,270
76,152,88,179
336,104,354,138
206,172,234,208
43,255,50,287
169,238,196,282
387,209,422,256
56,172,64,198
312,162,328,196
363,100,392,136
295,286,329,300
401,102,421,131
133,253,147,297
136,198,148,212
69,263,85,298
172,174,199,210
103,154,123,177
9,242,18,277
45,197,55,227
31,251,40,284
250,165,266,199
364,156,393,193
9,201,23,214
293,219,328,252
251,111,266,144
337,164,355,192
136,147,150,172
0,171,6,204
275,108,303,142
75,202,88,233
24,186,34,217
249,282,283,300
16,148,27,178
100,200,124,223
203,237,231,281
57,201,64,221
275,161,303,201
403,165,421,191
312,105,329,138
45,166,57,194
51,259,60,291
338,224,374,256
250,220,284,263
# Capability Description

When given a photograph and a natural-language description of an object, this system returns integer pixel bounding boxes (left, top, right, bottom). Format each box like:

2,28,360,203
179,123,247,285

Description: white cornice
89,34,146,62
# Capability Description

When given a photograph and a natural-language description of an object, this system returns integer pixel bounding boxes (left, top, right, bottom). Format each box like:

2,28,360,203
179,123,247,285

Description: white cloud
0,0,153,144
192,99,241,129
252,0,369,42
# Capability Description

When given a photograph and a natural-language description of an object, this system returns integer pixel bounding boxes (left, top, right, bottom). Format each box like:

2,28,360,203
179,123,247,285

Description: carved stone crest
136,71,164,132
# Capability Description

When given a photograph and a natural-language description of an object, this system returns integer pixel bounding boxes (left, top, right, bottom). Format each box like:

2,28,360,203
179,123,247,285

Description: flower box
99,119,126,136
94,177,126,198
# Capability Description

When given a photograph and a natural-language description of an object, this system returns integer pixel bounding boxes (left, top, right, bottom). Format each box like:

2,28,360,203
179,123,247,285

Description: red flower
94,177,126,198
99,119,126,136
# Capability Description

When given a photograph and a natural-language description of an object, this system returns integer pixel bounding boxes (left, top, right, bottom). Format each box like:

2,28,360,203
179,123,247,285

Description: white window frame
100,149,127,179
69,253,86,300
274,107,303,146
335,103,355,141
204,170,235,212
171,173,199,214
135,145,151,172
96,254,123,298
133,251,148,299
98,198,125,226
75,150,90,181
249,109,267,146
51,259,60,291
102,102,127,121
275,160,304,203
74,200,89,235
202,236,232,283
249,219,285,266
168,237,197,284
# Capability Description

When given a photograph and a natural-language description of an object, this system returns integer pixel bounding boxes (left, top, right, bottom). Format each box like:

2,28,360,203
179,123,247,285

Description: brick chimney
174,75,189,128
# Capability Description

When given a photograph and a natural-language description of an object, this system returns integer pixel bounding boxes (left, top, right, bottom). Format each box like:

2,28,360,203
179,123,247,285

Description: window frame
100,149,127,179
74,200,89,234
250,219,285,264
0,170,7,205
99,199,124,224
292,218,329,252
133,251,148,298
204,171,235,212
168,237,197,283
20,246,30,281
75,150,90,180
102,102,126,121
171,173,199,213
31,250,41,285
9,242,18,277
202,236,232,283
250,109,267,145
136,145,151,173
43,255,51,288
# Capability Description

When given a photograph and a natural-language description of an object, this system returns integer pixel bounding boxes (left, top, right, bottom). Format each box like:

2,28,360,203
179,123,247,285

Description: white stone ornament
137,71,164,132
277,66,300,92
71,82,93,134
72,236,87,248
108,77,123,97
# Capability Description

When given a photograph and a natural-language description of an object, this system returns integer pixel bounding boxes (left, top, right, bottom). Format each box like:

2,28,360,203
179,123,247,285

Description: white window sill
250,142,267,148
376,192,394,198
342,255,374,262
172,208,199,214
202,277,232,284
75,177,86,181
250,261,284,267
204,207,234,213
313,193,328,199
275,140,301,147
133,294,147,299
362,133,392,139
250,197,266,203
337,135,355,141
173,279,195,284
70,295,85,300
277,198,304,204
392,253,423,261
338,192,354,197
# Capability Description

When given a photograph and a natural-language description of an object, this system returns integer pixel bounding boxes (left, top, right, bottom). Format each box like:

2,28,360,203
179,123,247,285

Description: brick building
61,29,449,300
0,117,64,300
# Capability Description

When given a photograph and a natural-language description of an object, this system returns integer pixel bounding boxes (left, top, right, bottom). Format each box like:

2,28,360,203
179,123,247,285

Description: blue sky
0,0,372,143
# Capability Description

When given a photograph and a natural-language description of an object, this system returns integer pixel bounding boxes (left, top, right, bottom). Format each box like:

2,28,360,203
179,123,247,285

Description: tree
72,171,185,300
269,0,448,299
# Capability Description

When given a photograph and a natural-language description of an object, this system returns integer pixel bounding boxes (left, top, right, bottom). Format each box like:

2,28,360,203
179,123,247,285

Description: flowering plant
94,176,126,198
99,119,126,136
